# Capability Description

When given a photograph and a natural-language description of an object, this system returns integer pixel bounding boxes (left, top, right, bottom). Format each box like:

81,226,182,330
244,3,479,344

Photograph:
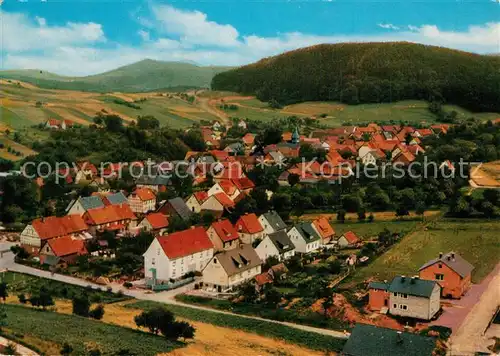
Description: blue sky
1,0,499,75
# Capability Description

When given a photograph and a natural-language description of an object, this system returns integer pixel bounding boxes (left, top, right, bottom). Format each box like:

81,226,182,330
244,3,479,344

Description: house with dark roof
418,252,474,298
235,213,265,244
143,227,214,283
202,244,262,293
66,196,106,216
287,222,321,253
135,175,170,192
369,276,441,320
158,197,193,222
206,219,240,251
258,211,287,234
255,230,295,262
101,191,129,206
342,323,436,356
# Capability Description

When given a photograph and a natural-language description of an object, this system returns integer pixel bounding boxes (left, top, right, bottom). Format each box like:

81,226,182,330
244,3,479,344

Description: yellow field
5,297,323,356
470,161,500,187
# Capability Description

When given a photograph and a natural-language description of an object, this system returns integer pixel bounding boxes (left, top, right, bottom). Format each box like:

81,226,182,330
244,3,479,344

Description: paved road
447,263,500,355
0,336,39,356
0,252,349,340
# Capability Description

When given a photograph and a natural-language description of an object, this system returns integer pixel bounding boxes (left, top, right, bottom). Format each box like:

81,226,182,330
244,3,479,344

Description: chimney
451,252,455,260
396,331,403,344
439,252,443,259
400,275,405,282
238,224,243,232
410,277,416,284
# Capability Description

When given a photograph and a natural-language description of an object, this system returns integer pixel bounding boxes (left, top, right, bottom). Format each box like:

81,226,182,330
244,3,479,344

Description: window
399,304,408,310
152,258,156,265
401,293,408,299
393,292,397,297
393,304,397,308
435,273,444,281
438,263,442,268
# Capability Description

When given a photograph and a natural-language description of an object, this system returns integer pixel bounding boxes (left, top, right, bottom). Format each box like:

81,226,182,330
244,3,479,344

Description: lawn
2,304,182,356
330,220,421,241
348,219,500,284
126,300,347,353
0,271,129,304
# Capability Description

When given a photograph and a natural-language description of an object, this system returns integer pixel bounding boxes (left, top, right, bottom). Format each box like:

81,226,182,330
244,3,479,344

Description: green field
0,272,128,304
330,220,421,240
0,106,33,130
2,304,181,355
126,300,347,353
348,219,500,284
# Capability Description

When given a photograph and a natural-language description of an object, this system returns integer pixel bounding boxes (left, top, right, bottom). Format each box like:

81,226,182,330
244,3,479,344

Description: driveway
446,263,500,355
0,252,349,340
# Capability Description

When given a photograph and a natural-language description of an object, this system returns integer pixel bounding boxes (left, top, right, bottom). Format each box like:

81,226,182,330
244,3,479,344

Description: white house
255,230,295,262
202,244,262,293
388,276,441,320
143,227,214,283
185,191,208,213
207,181,240,201
258,211,287,234
287,222,321,253
128,187,156,214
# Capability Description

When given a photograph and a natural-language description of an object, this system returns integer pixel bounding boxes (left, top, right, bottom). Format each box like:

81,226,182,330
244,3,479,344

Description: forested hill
211,42,500,112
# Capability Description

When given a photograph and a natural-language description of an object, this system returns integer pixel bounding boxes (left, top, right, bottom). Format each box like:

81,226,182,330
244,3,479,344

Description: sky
0,0,499,76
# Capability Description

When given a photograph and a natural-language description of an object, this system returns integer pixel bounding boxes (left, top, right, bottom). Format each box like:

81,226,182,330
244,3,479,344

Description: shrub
89,305,105,320
17,293,27,304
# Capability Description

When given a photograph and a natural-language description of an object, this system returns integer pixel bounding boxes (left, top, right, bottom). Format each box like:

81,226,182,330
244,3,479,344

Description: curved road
0,251,348,340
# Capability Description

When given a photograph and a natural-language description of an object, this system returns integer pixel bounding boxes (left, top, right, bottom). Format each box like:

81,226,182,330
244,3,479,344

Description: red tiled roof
157,227,213,259
242,133,255,145
84,204,136,226
32,215,88,241
235,213,263,234
145,212,169,229
312,217,335,239
231,177,255,190
210,150,230,161
218,180,238,196
46,236,87,257
342,231,359,244
193,191,209,203
132,187,156,201
210,219,239,242
255,272,273,286
214,192,235,208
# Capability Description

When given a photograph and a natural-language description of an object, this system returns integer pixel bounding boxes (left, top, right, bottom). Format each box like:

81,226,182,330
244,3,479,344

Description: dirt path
196,96,229,124
448,263,500,355
0,335,39,355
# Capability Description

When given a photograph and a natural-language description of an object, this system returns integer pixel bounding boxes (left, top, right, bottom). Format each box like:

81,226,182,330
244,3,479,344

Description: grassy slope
349,219,500,284
2,304,181,355
0,60,232,92
126,300,346,353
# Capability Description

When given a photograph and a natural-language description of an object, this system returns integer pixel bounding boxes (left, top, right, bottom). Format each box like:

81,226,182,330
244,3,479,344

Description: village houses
143,227,214,284
206,219,240,251
255,230,295,262
137,212,169,235
235,213,265,244
287,222,321,253
127,187,156,214
202,244,262,293
185,191,208,213
418,252,474,299
259,211,287,234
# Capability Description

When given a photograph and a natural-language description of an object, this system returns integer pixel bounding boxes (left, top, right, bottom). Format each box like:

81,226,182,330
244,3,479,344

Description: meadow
2,304,181,355
348,218,500,284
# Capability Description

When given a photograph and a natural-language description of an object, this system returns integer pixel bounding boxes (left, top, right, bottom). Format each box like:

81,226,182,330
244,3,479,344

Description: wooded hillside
211,42,500,112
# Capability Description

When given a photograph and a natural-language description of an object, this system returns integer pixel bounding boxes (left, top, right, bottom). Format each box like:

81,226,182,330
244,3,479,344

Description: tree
135,307,195,340
0,304,6,331
0,282,8,301
135,307,175,335
259,127,283,146
61,343,74,356
72,293,90,317
357,208,366,222
368,213,374,223
264,286,282,307
336,209,346,223
415,202,426,221
18,293,27,304
169,320,195,340
287,173,300,187
137,115,160,130
89,304,105,320
30,286,54,310
103,115,124,132
4,343,16,355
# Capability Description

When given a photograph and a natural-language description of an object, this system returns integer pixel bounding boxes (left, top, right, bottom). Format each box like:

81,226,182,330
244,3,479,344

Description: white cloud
378,23,400,30
1,6,499,76
0,11,105,52
137,30,150,42
151,4,240,47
